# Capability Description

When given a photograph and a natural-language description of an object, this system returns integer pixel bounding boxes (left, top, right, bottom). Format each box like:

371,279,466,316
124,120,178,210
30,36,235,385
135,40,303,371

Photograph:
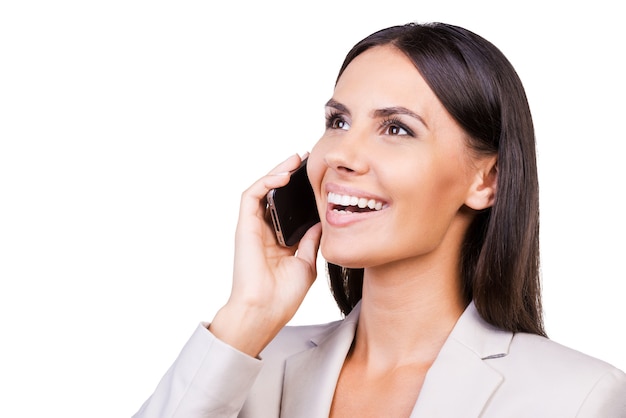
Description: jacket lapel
280,304,361,417
280,302,512,417
409,302,513,417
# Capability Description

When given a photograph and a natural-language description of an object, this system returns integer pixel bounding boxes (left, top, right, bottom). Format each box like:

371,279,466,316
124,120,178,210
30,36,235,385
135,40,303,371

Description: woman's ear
465,155,497,211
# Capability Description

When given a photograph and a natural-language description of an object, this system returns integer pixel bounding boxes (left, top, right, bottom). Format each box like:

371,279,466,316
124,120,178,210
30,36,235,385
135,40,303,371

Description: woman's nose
324,130,370,175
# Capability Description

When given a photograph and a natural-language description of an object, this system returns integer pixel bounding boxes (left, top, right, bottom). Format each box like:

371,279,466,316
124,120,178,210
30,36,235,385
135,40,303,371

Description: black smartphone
267,158,320,247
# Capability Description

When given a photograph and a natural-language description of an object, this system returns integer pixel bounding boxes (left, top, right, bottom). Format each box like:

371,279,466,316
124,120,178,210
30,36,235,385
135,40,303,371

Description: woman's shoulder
461,302,623,383
260,319,344,360
261,304,362,361
508,332,621,376
484,332,626,415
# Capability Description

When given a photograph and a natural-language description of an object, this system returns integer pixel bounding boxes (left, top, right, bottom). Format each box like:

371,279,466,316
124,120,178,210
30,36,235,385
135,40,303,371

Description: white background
1,1,624,416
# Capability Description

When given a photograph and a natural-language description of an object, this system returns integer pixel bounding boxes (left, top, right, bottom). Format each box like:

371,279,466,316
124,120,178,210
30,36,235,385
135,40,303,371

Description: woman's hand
209,154,322,357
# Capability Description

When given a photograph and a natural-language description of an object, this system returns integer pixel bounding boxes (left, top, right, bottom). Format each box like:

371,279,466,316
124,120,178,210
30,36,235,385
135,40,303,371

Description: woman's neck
352,258,466,370
347,208,474,370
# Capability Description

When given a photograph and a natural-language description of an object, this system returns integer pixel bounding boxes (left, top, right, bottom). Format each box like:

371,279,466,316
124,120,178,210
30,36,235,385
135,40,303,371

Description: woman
134,23,626,417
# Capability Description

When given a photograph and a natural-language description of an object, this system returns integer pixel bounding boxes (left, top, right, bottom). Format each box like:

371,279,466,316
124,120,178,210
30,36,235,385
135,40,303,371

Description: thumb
295,223,322,270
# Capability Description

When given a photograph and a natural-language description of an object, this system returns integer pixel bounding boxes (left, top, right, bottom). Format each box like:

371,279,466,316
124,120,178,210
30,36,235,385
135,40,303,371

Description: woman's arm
132,324,263,418
133,154,322,417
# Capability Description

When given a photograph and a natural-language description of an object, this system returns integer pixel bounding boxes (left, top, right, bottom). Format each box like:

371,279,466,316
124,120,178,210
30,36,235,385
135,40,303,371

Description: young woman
134,23,626,417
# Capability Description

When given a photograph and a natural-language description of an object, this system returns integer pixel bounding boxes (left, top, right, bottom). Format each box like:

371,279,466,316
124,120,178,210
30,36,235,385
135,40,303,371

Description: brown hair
327,22,545,337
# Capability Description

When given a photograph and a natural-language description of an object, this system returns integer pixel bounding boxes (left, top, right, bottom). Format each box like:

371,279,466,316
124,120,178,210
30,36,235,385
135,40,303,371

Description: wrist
209,302,283,358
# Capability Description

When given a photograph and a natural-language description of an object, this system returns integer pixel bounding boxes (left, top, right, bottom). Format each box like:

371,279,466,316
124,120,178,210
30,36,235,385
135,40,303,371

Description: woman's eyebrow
373,107,428,128
325,99,350,115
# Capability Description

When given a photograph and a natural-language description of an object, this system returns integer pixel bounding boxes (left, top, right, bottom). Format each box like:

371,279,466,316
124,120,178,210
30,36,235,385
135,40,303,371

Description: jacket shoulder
261,319,343,361
508,332,619,376
484,332,626,416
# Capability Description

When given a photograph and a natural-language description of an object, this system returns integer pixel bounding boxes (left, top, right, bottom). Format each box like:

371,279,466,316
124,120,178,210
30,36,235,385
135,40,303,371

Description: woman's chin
320,241,369,269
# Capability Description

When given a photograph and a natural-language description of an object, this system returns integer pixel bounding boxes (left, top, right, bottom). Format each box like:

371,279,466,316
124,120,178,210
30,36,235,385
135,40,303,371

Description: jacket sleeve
576,367,626,417
132,323,264,418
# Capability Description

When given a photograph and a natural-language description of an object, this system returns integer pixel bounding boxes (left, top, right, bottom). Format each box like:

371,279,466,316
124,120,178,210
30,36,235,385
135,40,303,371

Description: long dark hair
327,22,545,337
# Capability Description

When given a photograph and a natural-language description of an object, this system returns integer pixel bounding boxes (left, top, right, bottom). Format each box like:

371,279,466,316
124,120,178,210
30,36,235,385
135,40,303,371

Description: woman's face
307,45,491,270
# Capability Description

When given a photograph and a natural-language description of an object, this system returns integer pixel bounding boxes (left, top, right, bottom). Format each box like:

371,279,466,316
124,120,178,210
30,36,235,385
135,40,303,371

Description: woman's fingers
238,152,310,221
239,154,303,220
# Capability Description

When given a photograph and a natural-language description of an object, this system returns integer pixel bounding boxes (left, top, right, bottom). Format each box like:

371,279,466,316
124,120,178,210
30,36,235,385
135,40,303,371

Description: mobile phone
267,158,320,247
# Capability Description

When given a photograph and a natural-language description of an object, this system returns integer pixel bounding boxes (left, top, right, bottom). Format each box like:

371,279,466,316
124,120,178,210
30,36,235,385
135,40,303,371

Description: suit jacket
133,302,626,417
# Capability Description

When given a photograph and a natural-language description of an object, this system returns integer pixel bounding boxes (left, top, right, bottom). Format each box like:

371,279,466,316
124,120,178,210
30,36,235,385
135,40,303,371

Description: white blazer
133,302,626,417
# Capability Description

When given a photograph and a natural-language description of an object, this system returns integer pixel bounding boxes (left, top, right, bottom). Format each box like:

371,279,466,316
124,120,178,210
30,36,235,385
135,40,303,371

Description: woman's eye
326,114,350,130
387,125,407,135
382,119,413,137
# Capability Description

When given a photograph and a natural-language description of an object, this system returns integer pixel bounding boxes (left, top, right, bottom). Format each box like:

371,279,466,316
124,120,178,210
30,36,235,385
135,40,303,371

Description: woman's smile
325,183,389,227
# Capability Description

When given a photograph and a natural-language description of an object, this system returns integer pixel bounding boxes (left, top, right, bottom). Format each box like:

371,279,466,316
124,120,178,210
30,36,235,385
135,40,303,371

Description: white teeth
328,192,386,211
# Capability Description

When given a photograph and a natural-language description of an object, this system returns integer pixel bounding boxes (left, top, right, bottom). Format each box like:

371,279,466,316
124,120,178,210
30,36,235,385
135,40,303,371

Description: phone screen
267,159,320,247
